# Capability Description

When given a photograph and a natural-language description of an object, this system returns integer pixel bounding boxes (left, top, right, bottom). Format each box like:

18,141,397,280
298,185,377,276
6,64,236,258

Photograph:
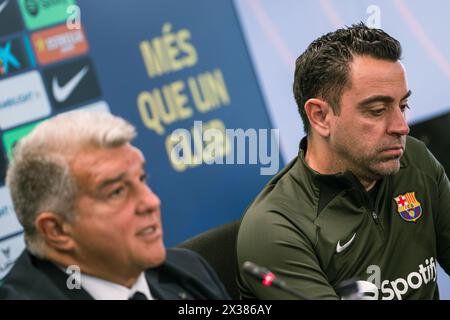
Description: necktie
129,291,148,300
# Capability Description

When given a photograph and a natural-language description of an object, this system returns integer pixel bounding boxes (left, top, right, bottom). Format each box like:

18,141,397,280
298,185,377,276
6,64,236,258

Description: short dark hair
293,22,402,134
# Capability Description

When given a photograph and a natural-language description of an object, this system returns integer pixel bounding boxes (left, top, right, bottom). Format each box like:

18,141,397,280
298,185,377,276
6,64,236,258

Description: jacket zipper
371,210,384,235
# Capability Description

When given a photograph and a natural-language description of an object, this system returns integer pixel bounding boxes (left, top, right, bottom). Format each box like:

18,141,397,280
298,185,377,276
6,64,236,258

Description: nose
387,106,410,136
137,184,161,215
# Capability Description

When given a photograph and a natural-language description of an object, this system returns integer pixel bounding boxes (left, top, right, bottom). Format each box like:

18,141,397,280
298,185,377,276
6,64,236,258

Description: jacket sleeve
237,210,339,300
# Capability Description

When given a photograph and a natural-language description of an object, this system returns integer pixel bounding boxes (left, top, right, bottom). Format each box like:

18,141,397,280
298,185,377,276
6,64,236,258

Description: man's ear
35,212,75,251
304,98,333,137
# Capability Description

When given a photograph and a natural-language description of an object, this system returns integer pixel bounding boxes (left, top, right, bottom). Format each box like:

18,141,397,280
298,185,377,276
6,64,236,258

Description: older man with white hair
0,110,229,300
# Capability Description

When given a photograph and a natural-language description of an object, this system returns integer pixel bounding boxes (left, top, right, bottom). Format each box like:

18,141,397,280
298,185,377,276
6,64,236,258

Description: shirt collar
80,272,154,300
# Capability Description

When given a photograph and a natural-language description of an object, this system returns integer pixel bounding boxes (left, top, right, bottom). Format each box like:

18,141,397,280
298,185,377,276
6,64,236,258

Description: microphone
335,278,361,300
243,261,361,300
242,261,308,299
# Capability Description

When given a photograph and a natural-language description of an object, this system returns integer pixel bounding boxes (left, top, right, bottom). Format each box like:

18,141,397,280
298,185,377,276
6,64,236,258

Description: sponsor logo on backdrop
0,187,22,239
0,143,6,185
53,65,88,102
24,0,38,16
0,0,9,14
1,246,10,259
0,186,23,279
43,57,101,110
18,0,76,31
0,245,15,277
31,23,88,65
75,100,110,113
0,36,33,78
0,101,109,184
2,120,43,161
1,100,109,162
0,71,51,130
0,0,24,37
0,234,25,279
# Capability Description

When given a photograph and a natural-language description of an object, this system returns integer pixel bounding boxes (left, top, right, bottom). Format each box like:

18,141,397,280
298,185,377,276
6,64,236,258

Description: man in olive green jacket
237,23,450,300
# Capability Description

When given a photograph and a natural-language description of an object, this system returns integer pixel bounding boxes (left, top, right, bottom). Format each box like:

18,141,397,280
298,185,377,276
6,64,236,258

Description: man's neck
304,136,377,191
304,135,343,174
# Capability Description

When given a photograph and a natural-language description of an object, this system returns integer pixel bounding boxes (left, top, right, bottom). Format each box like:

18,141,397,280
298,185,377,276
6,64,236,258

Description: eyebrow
357,90,412,109
96,162,147,192
97,173,126,192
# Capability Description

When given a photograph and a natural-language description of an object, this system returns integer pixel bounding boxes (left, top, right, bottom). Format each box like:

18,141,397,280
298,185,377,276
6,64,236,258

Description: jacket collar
145,268,189,300
294,137,385,214
14,251,94,299
296,137,366,191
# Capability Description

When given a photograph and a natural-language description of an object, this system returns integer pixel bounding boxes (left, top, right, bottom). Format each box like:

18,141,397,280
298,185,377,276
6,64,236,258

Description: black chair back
177,220,241,299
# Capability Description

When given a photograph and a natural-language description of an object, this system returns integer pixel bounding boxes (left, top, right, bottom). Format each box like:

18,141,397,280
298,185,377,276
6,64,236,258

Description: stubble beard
335,139,405,182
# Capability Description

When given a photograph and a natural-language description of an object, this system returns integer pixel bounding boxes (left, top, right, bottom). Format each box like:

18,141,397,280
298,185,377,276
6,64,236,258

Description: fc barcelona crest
394,192,422,222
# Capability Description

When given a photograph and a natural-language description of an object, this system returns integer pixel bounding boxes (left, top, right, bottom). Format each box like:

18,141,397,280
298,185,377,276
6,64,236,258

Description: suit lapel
145,269,190,300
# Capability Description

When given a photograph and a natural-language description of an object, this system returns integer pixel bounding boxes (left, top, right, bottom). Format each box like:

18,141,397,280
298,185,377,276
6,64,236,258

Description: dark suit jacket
0,248,230,300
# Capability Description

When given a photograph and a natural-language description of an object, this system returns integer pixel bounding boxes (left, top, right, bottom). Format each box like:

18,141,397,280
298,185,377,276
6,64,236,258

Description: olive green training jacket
237,136,450,300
